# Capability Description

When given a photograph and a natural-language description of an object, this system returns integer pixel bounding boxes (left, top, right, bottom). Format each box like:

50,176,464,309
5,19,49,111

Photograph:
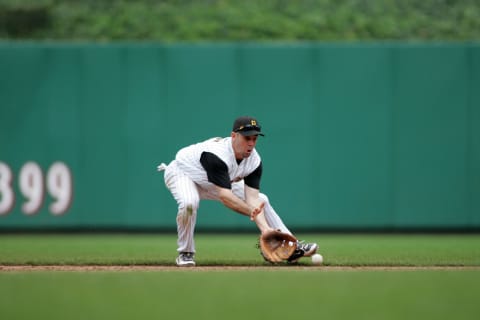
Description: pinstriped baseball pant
163,160,292,253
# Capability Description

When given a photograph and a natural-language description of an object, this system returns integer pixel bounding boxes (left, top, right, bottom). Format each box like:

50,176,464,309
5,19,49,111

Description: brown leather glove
259,230,298,263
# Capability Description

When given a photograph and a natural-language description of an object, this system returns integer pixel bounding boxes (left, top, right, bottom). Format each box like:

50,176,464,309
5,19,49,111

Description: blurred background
1,0,479,232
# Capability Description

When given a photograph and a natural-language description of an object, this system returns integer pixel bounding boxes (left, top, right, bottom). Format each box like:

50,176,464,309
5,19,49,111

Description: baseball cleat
299,241,318,257
176,252,196,267
287,241,318,263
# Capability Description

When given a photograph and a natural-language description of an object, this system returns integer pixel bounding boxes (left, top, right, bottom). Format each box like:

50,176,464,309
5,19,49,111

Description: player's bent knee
178,201,199,217
259,193,270,204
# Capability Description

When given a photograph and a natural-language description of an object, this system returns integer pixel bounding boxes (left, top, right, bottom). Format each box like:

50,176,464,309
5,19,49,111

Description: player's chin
243,152,252,158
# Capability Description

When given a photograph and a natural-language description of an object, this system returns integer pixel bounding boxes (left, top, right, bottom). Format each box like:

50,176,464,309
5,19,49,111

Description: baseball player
157,116,318,266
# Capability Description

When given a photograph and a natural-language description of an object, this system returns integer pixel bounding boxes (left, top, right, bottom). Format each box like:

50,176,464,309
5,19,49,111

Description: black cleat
288,241,318,263
176,252,196,267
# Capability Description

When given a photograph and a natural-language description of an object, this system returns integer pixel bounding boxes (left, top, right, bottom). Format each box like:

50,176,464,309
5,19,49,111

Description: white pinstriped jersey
175,137,261,190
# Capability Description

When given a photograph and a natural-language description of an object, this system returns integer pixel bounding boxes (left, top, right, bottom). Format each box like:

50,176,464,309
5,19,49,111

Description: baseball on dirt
311,253,323,265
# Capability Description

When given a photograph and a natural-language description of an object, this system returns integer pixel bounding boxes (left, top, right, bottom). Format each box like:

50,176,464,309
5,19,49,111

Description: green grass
1,234,480,320
1,271,480,320
1,233,479,266
3,0,480,40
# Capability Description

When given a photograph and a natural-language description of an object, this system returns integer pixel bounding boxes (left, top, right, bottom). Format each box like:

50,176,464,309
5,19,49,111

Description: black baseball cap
232,116,265,136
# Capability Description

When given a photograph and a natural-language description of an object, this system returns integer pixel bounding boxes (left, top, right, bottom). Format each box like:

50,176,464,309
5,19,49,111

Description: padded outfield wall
0,43,479,231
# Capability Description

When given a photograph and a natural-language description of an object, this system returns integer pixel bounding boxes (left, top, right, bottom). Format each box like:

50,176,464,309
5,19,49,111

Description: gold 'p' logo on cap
251,120,257,126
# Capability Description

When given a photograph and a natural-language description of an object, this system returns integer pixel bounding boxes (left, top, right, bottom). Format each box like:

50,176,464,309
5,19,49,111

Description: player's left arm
244,161,263,212
244,185,269,230
244,163,272,233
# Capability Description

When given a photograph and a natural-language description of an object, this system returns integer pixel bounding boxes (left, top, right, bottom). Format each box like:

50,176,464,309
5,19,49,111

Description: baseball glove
259,230,298,263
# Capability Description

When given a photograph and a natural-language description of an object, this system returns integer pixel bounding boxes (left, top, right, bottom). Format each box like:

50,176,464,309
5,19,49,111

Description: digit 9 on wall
0,161,73,216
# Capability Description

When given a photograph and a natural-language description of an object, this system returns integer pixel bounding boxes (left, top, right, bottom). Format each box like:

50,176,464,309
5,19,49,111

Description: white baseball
311,253,323,265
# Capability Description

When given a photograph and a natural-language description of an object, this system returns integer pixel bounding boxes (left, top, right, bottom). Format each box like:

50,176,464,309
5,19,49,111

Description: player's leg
230,181,291,233
257,193,292,234
164,161,199,266
258,193,318,261
231,182,318,260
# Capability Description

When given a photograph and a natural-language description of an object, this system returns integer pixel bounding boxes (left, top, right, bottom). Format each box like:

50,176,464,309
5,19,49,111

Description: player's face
232,132,258,159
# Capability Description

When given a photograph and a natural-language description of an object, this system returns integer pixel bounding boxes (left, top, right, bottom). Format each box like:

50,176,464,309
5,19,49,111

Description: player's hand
250,202,265,221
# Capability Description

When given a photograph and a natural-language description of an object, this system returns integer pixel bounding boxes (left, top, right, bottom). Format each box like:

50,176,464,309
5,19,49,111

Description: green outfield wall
1,43,479,231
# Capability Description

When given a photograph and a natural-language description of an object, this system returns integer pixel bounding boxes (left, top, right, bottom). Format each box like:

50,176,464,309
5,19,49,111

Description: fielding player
158,116,318,266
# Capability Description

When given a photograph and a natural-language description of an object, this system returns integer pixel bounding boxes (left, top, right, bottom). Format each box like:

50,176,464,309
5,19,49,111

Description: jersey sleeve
244,162,262,189
199,152,232,189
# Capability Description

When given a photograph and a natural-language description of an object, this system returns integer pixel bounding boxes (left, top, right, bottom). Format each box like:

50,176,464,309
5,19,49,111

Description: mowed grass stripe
1,270,480,320
0,234,479,266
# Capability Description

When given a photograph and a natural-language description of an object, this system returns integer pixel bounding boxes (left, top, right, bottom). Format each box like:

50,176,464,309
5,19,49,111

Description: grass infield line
2,265,480,272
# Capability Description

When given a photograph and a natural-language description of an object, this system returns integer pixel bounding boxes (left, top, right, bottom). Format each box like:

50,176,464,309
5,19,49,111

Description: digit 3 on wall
0,161,73,216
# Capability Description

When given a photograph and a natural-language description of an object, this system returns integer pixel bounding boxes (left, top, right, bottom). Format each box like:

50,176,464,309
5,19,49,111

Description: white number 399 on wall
0,161,73,216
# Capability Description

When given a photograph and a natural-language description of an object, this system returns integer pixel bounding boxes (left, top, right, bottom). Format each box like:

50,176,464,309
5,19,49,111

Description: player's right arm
216,187,265,219
200,152,264,219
